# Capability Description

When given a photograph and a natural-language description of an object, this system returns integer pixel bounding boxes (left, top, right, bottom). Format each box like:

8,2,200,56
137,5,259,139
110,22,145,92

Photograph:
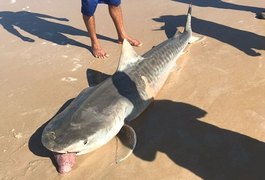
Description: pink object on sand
54,152,76,174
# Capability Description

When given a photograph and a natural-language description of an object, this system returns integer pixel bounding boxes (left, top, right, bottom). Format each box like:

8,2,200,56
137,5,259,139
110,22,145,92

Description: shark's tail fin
184,3,192,32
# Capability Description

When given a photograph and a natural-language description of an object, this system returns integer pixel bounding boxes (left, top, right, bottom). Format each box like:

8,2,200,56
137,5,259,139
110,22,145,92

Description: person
81,0,142,58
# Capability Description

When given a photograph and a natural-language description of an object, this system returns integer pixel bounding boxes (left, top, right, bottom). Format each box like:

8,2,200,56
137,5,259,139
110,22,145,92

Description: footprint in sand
11,129,23,139
61,55,68,58
22,6,30,11
71,63,82,72
61,77,78,82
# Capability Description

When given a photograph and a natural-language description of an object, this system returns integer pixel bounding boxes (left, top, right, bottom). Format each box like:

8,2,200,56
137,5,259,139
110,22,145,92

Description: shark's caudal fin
184,3,192,32
117,39,143,72
173,3,192,38
185,3,205,44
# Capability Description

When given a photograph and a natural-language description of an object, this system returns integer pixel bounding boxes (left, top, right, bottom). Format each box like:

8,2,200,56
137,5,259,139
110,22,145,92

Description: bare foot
92,46,109,59
118,36,143,47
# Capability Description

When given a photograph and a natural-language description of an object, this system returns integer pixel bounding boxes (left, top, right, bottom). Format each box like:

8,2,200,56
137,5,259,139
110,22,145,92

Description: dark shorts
81,0,121,16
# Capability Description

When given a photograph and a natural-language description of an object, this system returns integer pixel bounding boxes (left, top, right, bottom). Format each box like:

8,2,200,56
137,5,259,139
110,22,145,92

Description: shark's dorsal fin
117,39,142,72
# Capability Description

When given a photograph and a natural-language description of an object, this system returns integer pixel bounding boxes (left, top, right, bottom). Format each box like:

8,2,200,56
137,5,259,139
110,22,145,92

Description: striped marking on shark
41,4,199,174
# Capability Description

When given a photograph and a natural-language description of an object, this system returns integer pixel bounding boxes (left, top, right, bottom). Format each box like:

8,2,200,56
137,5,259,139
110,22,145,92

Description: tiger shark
41,4,197,174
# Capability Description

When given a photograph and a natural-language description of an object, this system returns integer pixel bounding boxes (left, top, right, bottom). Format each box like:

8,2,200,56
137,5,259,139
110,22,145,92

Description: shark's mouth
54,152,77,174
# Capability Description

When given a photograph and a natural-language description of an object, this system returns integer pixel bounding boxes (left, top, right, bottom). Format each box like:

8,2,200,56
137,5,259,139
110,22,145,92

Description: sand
0,0,265,179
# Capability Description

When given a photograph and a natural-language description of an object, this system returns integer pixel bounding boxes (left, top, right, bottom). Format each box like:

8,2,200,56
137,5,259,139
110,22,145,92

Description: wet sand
0,0,265,179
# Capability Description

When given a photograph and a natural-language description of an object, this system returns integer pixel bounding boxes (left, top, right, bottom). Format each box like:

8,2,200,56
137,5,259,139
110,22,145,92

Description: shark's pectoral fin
189,35,205,44
86,69,111,87
115,124,137,163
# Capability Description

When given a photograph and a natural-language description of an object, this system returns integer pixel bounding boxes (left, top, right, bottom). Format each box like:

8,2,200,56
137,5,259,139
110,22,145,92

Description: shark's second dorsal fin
117,39,142,72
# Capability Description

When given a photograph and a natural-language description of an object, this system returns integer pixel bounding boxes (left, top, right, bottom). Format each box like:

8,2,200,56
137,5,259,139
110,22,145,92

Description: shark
41,4,197,174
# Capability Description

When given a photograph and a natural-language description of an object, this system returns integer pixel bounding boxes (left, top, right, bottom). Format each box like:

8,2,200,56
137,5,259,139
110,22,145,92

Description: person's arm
34,12,69,22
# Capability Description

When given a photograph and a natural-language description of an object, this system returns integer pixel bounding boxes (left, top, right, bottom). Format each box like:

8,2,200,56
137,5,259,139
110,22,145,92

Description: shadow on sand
132,100,265,180
173,0,264,16
153,15,265,56
0,11,117,52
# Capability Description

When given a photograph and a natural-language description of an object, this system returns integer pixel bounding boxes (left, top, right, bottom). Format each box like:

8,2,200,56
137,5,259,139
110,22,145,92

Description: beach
1,0,265,179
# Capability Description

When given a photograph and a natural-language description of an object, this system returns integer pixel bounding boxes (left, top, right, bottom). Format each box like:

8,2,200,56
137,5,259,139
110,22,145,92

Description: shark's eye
83,140,88,145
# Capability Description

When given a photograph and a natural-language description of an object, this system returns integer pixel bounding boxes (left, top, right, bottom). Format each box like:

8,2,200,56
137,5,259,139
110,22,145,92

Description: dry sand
1,0,265,179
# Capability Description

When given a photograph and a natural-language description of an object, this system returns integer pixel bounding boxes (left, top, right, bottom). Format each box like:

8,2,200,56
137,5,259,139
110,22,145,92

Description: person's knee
108,4,120,10
107,0,121,7
82,14,93,22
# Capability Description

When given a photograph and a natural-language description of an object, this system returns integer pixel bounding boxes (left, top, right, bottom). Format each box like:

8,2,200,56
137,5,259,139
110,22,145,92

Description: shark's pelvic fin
117,39,143,72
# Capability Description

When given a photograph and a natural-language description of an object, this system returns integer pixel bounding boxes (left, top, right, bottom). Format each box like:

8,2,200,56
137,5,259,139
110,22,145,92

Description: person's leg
82,0,108,58
83,15,109,58
108,5,142,47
